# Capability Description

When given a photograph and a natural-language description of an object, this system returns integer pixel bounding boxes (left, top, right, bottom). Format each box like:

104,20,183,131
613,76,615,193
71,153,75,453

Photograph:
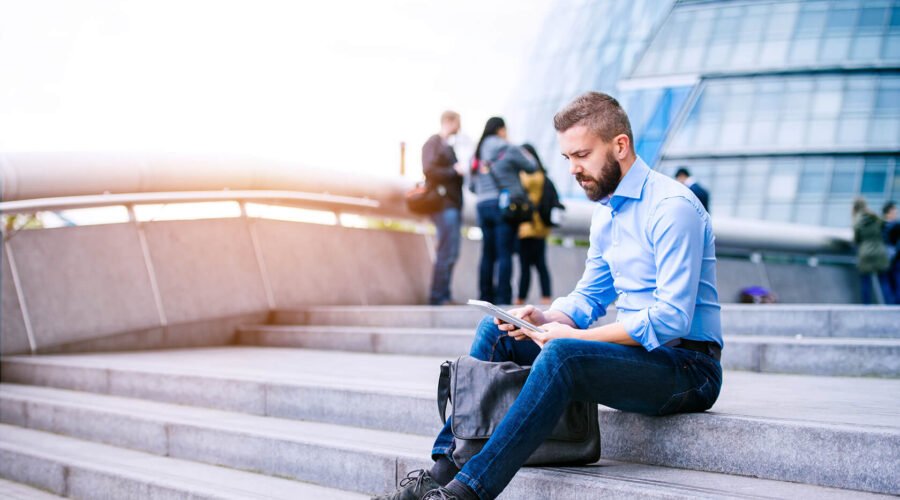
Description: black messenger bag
437,355,601,467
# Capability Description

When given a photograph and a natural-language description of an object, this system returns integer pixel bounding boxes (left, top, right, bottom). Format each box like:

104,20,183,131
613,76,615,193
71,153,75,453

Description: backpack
536,175,565,227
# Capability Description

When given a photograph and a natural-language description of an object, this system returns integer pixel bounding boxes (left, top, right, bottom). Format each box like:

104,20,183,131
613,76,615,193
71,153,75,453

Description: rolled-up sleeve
550,223,617,329
620,196,705,350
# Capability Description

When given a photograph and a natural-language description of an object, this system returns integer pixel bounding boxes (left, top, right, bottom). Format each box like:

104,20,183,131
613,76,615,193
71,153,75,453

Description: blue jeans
860,272,895,305
430,207,462,305
432,317,723,500
477,200,517,305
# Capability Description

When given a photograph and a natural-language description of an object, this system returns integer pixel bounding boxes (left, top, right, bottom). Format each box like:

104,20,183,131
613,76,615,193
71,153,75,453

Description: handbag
437,355,601,467
405,182,446,215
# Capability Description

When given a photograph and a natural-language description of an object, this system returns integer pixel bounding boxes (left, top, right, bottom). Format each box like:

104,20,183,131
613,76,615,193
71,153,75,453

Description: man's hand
524,322,578,348
495,305,548,342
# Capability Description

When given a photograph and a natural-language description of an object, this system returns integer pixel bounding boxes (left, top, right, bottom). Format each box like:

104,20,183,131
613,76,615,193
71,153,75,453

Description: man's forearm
576,322,640,346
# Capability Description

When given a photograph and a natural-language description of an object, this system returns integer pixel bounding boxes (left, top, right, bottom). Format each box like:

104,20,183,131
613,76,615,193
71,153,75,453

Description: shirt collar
612,156,650,201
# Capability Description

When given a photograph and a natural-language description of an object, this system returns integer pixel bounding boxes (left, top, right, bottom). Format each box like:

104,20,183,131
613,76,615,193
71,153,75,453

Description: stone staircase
1,305,899,498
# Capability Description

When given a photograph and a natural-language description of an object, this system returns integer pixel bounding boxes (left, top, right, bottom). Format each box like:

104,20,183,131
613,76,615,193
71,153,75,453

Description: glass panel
798,158,829,195
742,159,769,199
794,3,828,37
789,37,820,63
794,203,824,225
824,8,857,34
820,36,852,61
735,202,764,220
812,78,844,116
861,157,890,194
850,35,882,60
759,39,790,66
766,202,793,222
830,158,861,194
808,119,839,147
857,6,888,33
825,201,853,227
777,118,808,148
838,117,870,145
749,119,778,145
884,34,900,58
768,3,800,39
870,117,900,146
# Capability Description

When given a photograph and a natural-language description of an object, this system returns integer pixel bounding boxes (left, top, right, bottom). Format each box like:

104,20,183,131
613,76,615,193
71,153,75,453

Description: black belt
674,339,721,361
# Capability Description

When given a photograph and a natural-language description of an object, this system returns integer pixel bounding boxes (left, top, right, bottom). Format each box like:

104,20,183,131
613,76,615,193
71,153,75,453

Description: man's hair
884,201,897,216
675,167,691,178
441,110,460,124
553,92,633,150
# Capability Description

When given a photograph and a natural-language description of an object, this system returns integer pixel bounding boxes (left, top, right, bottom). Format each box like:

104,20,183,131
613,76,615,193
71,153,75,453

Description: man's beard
576,152,622,202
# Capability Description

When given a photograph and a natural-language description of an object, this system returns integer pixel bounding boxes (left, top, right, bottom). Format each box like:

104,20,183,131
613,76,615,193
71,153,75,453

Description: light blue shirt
551,156,722,351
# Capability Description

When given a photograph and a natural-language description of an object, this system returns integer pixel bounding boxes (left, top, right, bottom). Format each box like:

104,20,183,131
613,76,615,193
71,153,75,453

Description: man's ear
614,134,630,159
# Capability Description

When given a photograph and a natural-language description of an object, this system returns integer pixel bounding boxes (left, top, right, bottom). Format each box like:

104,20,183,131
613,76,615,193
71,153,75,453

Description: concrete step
272,304,900,338
0,387,893,500
0,477,63,499
238,325,900,378
3,347,899,494
0,424,367,500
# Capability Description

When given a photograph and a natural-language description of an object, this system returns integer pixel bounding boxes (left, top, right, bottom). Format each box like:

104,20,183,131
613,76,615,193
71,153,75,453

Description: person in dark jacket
422,110,464,305
883,201,900,304
853,198,894,304
675,167,710,213
469,117,536,305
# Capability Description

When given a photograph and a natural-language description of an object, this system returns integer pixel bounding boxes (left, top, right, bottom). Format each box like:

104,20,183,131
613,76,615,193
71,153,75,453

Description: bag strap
438,360,452,424
481,146,509,191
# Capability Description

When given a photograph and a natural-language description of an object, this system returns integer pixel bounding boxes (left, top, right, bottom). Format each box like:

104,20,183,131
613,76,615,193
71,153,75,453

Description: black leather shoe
371,469,444,500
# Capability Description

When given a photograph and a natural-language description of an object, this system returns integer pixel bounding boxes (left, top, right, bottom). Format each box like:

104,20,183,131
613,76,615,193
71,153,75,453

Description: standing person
675,167,710,213
423,111,465,305
882,201,900,304
515,143,554,306
852,198,894,305
374,92,722,500
469,117,536,305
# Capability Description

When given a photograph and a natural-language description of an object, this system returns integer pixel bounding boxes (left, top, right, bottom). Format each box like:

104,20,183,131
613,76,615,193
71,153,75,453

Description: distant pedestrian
469,117,537,305
852,198,894,305
883,201,900,304
515,144,556,306
675,167,710,213
422,110,465,305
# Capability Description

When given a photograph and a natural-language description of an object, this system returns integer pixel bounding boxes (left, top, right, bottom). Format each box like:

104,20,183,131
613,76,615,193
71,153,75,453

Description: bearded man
374,91,724,500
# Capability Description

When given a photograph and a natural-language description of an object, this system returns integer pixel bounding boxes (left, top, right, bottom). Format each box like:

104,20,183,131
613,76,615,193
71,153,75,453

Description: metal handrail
0,151,854,254
0,190,379,215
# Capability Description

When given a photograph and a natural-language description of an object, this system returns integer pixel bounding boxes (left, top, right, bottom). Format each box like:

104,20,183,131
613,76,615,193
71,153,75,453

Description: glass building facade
511,0,900,228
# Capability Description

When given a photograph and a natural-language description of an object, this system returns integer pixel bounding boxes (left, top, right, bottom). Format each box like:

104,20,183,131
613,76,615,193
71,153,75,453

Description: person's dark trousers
477,200,517,304
517,237,551,300
429,207,462,305
433,317,723,500
860,272,895,305
891,259,900,305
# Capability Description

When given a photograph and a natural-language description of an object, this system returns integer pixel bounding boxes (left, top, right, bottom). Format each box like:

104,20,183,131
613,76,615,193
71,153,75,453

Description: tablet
466,299,545,333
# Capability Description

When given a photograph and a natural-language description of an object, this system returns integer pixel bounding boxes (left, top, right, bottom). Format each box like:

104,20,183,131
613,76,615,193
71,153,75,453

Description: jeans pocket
657,380,716,416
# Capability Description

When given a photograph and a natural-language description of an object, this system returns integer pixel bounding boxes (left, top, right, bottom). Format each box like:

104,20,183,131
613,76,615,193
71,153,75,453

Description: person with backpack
852,198,894,304
469,117,537,305
514,143,563,306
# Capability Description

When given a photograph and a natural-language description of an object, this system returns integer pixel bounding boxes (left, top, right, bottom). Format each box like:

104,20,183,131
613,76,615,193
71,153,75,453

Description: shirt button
616,271,621,277
613,240,619,246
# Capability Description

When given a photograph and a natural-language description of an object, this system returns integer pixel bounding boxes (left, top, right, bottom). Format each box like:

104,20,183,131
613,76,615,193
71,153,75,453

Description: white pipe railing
0,151,853,254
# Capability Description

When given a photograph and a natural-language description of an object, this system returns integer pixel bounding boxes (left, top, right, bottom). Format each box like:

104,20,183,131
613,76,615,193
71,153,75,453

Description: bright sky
0,0,554,178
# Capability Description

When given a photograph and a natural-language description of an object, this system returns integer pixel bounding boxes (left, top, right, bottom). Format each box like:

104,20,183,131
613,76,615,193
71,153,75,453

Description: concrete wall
0,217,860,355
451,239,858,306
0,219,434,355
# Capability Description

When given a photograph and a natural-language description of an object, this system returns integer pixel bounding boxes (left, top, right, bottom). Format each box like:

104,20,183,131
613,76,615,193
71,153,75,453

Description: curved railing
0,151,852,254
